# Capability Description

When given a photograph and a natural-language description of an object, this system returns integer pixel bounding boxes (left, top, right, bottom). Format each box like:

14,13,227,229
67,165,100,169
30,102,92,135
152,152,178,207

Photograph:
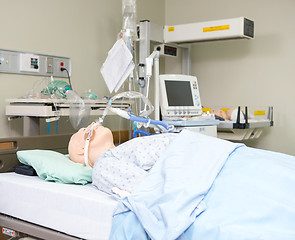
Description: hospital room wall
0,0,165,137
165,0,295,156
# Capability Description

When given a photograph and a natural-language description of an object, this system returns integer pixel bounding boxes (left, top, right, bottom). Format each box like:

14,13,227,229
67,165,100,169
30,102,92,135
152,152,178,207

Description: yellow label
203,25,230,32
254,110,266,116
220,108,231,112
202,108,211,113
168,27,175,32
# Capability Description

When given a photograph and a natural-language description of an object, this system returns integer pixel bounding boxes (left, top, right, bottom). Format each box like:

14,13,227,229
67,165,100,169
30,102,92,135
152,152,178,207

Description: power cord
60,67,73,90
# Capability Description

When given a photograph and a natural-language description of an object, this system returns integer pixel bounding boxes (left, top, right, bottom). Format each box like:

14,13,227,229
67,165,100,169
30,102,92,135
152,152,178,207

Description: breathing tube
129,112,173,137
83,91,174,166
100,91,154,122
84,122,101,167
99,91,173,135
83,91,149,166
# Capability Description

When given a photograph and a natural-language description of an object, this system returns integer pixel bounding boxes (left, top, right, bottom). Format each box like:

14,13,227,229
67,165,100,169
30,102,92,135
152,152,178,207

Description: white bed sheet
0,172,118,240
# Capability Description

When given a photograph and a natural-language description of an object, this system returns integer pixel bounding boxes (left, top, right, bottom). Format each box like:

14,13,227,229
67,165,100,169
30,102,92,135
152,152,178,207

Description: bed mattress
0,172,118,240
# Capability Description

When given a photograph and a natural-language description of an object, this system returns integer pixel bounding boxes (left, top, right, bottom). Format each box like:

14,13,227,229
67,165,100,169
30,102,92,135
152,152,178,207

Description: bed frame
0,214,80,240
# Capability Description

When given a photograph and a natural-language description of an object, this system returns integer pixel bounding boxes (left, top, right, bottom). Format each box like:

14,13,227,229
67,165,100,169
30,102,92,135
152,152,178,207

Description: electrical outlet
46,57,53,73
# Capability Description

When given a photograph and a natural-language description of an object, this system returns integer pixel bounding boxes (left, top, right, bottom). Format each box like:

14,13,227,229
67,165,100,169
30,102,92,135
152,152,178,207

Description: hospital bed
0,173,117,240
1,130,295,240
0,134,120,240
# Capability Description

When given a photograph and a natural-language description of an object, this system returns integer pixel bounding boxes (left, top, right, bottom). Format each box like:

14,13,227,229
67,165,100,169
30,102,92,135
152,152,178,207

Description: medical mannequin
68,123,115,168
212,108,246,122
211,109,231,120
68,123,177,197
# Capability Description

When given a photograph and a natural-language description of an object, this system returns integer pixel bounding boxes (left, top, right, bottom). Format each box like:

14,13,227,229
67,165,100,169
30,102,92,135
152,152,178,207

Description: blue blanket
184,146,295,240
109,130,295,239
110,130,241,240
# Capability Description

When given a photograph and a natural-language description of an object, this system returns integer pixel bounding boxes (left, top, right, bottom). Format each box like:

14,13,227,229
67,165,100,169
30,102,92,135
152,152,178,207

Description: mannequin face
212,109,228,120
68,123,115,167
212,109,236,121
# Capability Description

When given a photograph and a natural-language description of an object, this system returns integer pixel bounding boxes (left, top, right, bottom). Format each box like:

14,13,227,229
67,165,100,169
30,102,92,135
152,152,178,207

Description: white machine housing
160,74,202,117
164,17,254,43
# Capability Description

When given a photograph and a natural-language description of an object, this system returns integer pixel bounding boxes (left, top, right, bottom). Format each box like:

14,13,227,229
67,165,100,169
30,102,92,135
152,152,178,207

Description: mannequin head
212,109,230,120
212,108,245,122
68,123,115,167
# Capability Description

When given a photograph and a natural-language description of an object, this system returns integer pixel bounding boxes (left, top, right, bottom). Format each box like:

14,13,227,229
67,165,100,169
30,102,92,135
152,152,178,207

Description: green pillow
16,150,92,185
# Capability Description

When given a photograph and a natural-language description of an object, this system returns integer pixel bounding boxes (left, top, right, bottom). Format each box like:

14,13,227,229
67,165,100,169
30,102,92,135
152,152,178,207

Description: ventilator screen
165,80,194,106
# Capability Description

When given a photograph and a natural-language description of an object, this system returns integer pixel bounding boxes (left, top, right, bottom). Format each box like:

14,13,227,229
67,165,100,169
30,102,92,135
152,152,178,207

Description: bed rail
0,214,80,240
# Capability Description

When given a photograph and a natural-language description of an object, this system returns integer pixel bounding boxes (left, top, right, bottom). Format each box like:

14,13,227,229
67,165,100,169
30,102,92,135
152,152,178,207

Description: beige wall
0,0,165,136
1,0,293,155
165,0,295,155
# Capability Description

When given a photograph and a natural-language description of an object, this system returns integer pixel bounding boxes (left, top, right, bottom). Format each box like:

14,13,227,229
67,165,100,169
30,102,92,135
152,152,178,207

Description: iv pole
145,50,160,120
138,21,191,121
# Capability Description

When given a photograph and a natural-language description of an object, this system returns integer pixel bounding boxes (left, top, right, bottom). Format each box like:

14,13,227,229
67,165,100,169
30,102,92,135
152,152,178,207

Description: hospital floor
0,232,5,240
0,229,4,240
0,232,9,240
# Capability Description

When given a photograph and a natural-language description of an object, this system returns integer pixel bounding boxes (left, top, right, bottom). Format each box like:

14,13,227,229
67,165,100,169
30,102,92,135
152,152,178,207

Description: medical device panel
160,74,202,118
0,49,71,78
154,44,178,57
164,17,254,44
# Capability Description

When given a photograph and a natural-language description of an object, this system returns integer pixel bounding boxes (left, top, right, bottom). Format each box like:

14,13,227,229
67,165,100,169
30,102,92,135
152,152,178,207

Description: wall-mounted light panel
164,17,254,44
0,49,71,78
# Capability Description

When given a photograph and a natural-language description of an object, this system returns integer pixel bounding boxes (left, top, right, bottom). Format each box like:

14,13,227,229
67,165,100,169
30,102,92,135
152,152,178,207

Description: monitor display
159,74,202,117
165,80,194,106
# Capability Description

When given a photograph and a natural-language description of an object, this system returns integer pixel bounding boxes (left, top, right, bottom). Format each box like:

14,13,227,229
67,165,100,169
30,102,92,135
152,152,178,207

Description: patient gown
92,133,177,195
